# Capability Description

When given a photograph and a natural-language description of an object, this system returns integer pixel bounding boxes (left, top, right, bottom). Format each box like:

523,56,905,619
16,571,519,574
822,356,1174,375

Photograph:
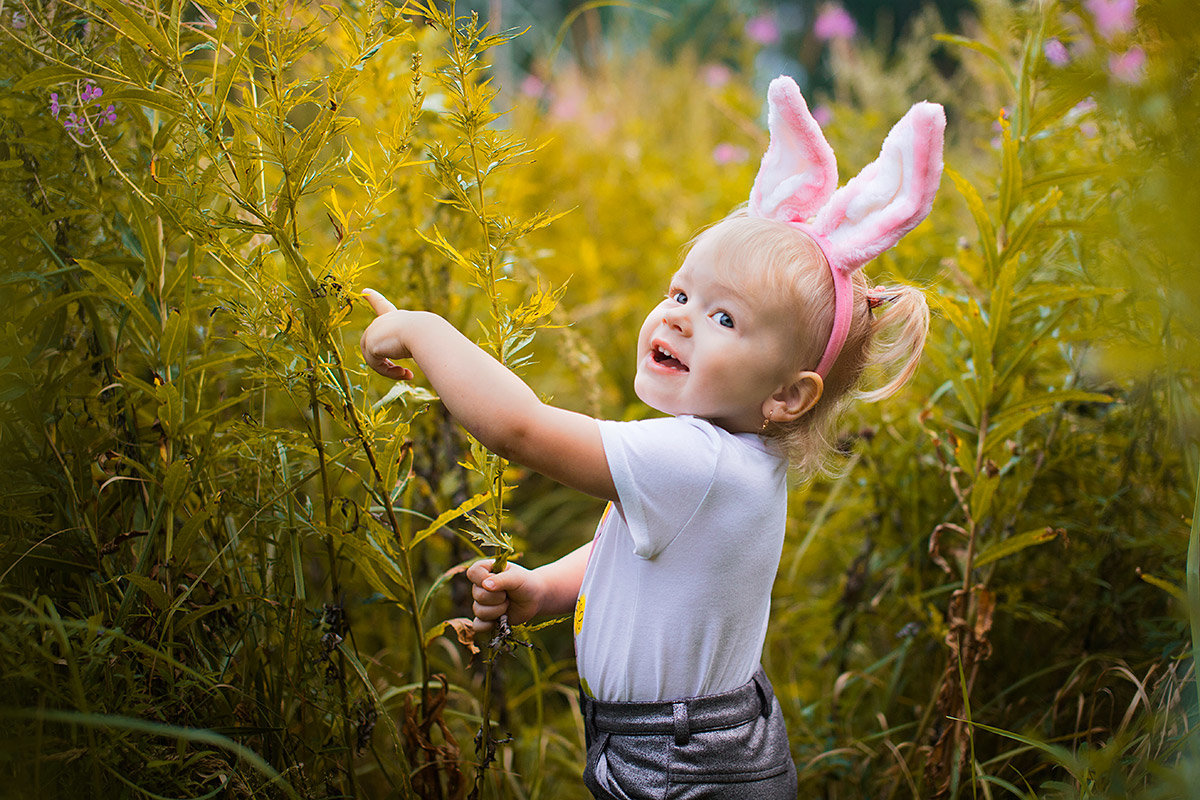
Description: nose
663,305,692,336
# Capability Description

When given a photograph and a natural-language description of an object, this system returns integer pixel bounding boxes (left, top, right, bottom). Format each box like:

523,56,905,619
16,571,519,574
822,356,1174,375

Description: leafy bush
0,1,1195,799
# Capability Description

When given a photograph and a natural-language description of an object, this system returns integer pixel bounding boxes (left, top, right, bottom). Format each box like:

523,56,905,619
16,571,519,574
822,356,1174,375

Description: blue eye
671,291,688,304
713,311,734,328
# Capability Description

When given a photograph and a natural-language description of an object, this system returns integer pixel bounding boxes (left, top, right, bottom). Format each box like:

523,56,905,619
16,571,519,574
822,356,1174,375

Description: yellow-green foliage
0,1,1196,799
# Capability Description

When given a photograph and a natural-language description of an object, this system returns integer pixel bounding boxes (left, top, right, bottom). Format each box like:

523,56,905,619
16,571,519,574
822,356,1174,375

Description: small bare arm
359,289,616,502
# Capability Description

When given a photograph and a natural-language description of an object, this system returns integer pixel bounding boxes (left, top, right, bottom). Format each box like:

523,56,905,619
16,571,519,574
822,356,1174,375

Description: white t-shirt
573,415,788,702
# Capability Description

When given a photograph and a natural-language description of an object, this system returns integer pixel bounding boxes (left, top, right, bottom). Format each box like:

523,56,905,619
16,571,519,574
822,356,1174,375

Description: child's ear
764,372,824,423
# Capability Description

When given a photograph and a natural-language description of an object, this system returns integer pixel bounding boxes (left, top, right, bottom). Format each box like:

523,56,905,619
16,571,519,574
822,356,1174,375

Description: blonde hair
692,212,930,475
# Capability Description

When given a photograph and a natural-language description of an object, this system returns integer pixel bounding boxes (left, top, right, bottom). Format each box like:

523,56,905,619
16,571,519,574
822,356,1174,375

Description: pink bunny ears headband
748,76,945,378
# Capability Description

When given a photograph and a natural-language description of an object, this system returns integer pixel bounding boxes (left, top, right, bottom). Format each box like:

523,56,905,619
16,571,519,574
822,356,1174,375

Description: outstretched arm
360,289,616,502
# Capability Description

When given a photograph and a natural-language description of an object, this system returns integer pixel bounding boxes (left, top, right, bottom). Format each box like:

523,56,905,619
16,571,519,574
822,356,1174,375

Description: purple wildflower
745,14,780,46
814,4,857,42
98,104,117,126
1044,38,1070,66
1085,0,1137,41
1108,46,1146,84
64,111,82,134
50,93,60,118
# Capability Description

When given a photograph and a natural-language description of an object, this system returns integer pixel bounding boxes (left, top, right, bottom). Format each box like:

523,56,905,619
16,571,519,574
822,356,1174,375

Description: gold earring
760,417,771,433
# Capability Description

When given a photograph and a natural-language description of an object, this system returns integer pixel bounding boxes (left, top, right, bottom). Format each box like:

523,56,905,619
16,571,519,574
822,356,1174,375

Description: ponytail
855,283,929,403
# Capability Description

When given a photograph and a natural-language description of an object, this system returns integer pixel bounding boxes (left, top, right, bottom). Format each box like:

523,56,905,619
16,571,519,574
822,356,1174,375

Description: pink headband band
748,76,946,378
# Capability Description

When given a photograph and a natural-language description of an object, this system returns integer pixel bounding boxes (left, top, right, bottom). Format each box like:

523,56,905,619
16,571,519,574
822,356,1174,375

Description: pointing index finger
362,287,398,316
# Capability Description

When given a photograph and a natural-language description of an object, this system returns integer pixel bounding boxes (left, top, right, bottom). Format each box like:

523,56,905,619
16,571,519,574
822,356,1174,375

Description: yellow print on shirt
574,593,586,636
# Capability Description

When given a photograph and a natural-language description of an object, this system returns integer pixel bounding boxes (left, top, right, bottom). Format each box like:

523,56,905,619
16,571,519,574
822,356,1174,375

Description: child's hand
360,288,416,381
466,559,543,632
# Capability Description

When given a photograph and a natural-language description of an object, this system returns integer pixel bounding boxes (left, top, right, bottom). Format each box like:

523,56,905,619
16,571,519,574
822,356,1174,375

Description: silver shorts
580,668,797,799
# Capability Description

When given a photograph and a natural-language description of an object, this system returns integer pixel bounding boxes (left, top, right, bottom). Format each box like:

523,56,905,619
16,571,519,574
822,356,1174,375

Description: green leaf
162,460,189,505
379,427,411,493
974,527,1061,568
174,504,213,557
156,381,183,437
411,492,492,547
419,560,474,617
946,167,998,282
968,470,1000,521
947,716,1084,779
75,259,158,338
160,308,188,368
998,115,1022,226
933,34,1016,86
987,390,1113,447
1010,284,1118,316
0,709,298,798
89,0,174,60
13,66,99,91
105,87,186,117
965,299,993,410
214,34,256,126
124,574,169,611
372,382,438,410
1138,571,1185,603
988,256,1018,350
1000,189,1062,272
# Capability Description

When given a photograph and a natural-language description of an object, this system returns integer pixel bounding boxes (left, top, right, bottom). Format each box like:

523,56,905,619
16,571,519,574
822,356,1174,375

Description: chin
632,380,679,417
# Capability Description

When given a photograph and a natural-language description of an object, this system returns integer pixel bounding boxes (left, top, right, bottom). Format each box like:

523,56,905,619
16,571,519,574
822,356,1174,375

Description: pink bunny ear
804,100,944,377
805,101,945,273
748,76,838,223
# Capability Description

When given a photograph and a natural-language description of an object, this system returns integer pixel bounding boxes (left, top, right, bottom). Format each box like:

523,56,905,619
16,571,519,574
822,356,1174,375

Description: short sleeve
596,417,721,559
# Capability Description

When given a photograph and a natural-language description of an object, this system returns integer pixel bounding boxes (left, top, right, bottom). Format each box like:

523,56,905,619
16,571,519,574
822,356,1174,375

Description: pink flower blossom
1085,0,1137,41
1108,46,1146,84
814,4,857,42
712,143,749,165
745,14,780,46
703,63,732,88
519,73,545,98
1044,38,1070,66
812,105,833,127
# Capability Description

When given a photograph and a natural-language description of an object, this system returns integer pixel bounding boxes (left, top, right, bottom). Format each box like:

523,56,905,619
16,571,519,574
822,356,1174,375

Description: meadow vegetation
0,0,1196,798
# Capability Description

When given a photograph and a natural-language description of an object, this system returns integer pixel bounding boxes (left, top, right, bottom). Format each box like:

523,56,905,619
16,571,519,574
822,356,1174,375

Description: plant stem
306,363,359,798
1188,450,1200,732
328,352,432,713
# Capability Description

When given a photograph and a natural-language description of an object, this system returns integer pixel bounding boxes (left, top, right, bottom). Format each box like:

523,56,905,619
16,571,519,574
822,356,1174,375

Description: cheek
636,308,661,349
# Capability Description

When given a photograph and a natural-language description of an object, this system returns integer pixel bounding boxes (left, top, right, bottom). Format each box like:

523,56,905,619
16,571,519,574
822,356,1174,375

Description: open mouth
651,344,688,372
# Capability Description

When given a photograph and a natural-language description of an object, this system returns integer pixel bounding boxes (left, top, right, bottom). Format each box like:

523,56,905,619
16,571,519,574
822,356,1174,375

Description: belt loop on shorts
672,701,690,746
753,669,774,719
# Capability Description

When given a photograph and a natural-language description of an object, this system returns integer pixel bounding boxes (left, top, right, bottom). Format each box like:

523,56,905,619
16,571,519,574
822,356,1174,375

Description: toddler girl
360,75,944,799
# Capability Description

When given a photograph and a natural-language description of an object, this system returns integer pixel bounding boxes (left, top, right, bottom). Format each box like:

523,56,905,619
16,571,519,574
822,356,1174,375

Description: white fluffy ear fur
805,101,945,272
748,76,838,223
